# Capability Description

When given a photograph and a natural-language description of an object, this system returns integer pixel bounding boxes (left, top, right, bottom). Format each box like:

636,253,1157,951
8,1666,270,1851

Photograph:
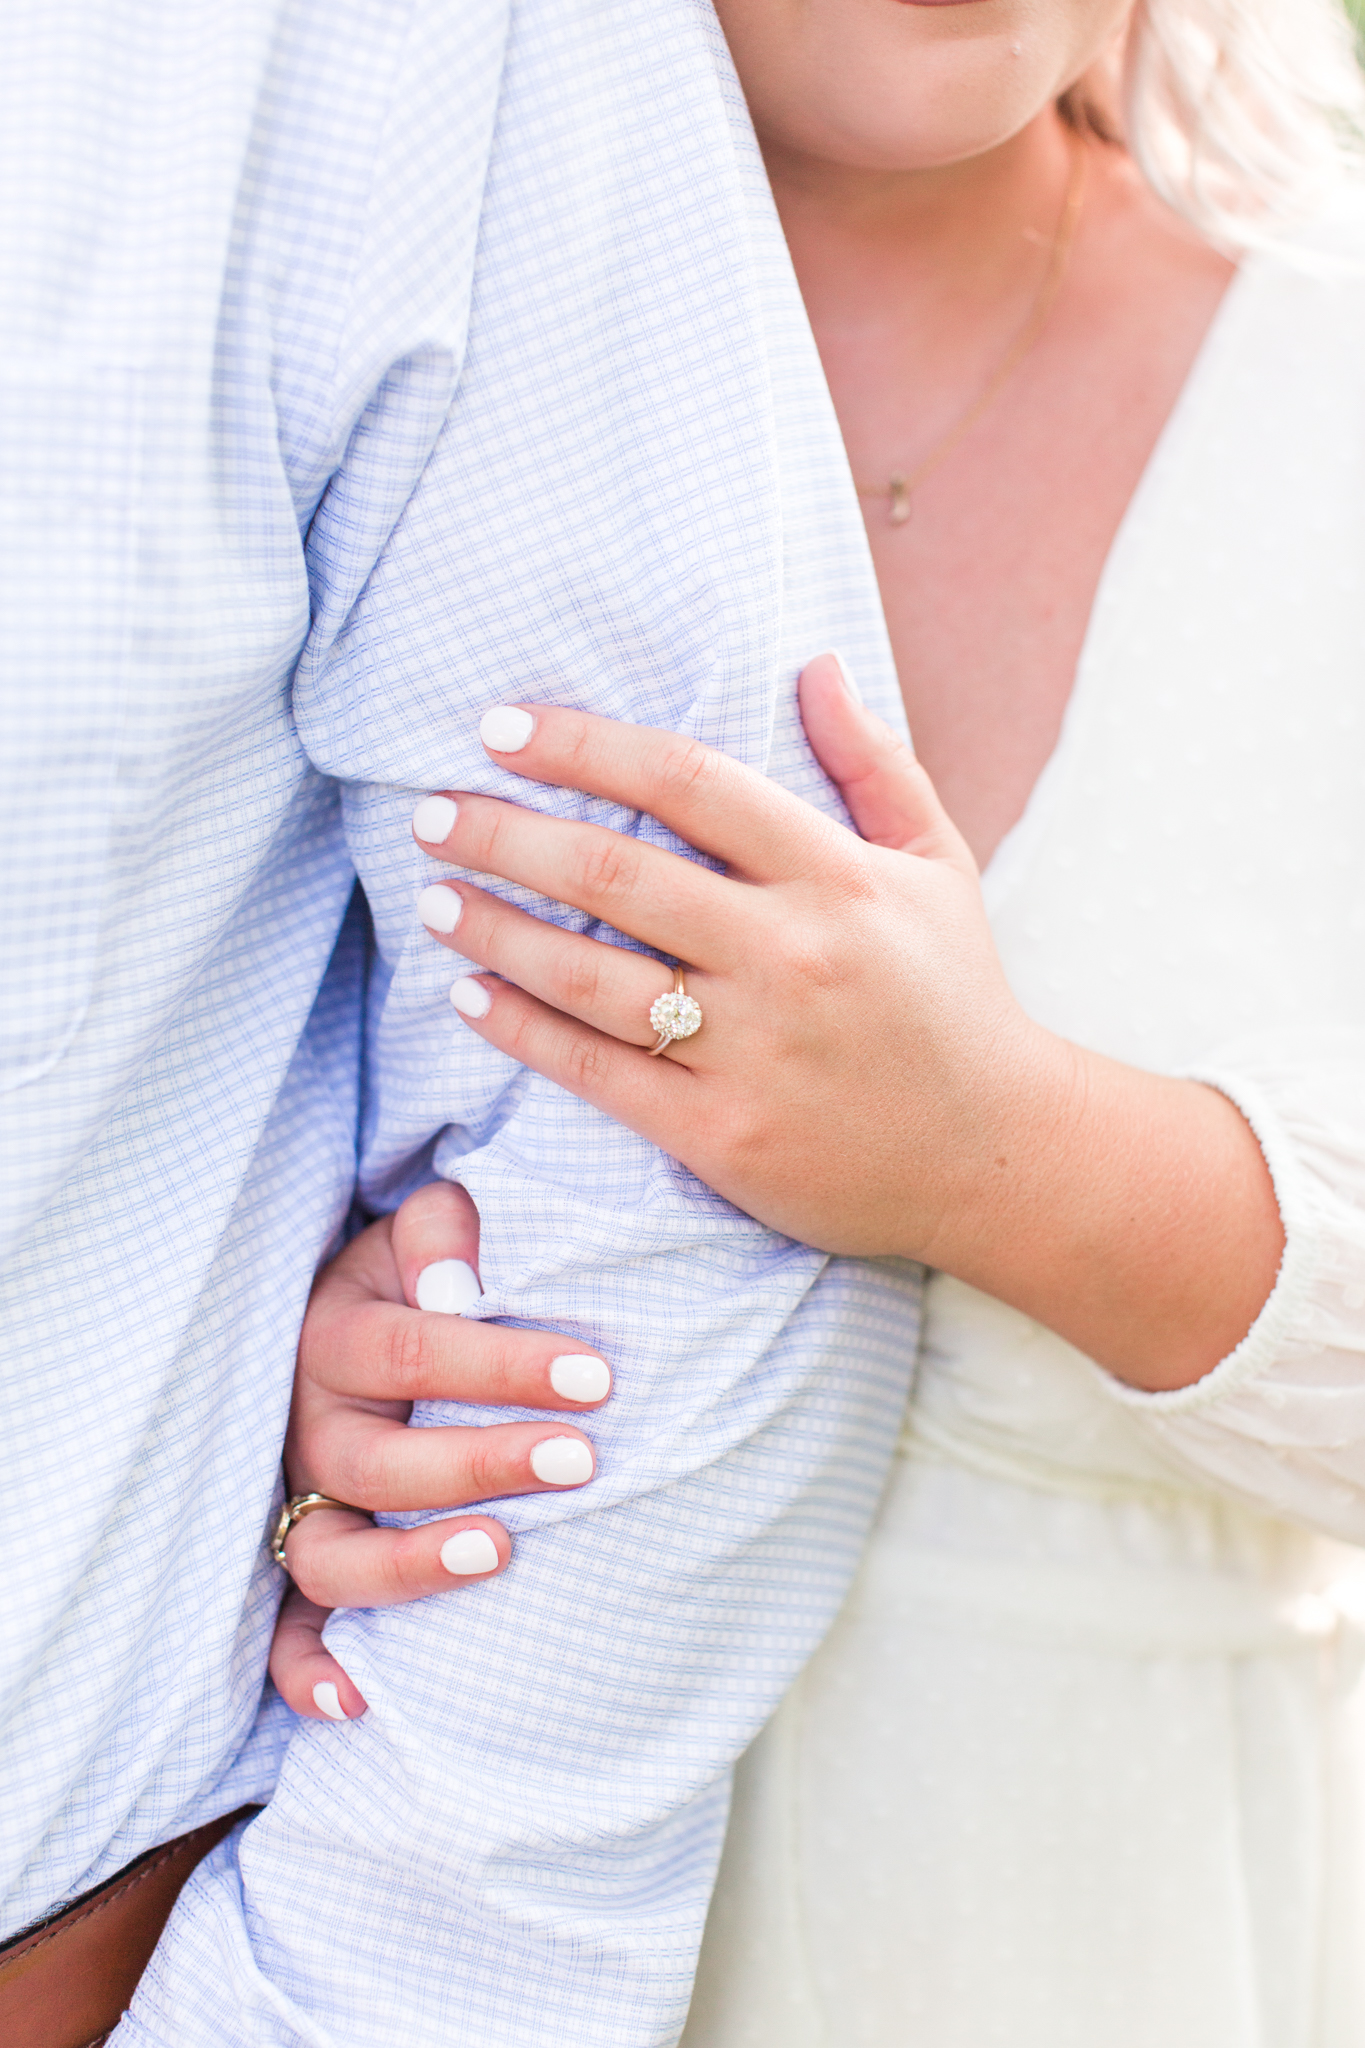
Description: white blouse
685,202,1365,2048
973,194,1365,1538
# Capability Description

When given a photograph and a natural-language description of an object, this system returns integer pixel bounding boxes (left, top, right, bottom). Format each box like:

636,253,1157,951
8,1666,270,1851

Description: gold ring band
648,966,703,1055
269,1491,364,1568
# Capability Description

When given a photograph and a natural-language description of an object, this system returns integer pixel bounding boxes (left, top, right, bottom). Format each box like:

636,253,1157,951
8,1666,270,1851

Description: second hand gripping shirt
120,3,925,2045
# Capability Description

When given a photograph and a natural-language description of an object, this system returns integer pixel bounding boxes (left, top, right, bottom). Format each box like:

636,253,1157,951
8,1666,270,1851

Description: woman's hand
412,656,1044,1264
411,654,1284,1392
270,1180,611,1721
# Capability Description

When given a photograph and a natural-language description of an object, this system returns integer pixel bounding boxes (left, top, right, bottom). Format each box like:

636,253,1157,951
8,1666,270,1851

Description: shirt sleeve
1100,1027,1365,1542
118,1080,923,2048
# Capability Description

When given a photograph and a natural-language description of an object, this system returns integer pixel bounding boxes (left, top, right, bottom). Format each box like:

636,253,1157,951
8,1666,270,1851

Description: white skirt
683,1439,1365,2048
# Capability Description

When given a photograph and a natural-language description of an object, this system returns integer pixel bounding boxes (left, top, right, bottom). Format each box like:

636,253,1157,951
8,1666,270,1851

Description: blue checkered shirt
3,4,923,2042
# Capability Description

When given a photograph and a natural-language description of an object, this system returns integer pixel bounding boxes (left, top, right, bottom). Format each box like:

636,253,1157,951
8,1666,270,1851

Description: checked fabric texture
123,7,925,2043
5,4,923,2046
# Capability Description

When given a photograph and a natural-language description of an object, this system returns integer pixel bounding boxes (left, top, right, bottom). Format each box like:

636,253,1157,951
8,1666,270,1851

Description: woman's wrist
905,1011,1083,1274
919,1029,1286,1394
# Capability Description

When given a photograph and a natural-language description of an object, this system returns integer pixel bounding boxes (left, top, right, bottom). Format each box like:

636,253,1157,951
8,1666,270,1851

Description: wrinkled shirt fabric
1,0,505,1936
3,2,922,2030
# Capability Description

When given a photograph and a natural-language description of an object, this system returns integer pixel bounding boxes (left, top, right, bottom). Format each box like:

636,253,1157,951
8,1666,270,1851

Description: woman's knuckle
332,1433,390,1509
499,1001,534,1059
382,1315,433,1398
563,1031,612,1093
575,834,639,899
483,1336,524,1402
466,805,508,875
558,947,605,1012
766,919,842,994
848,865,885,913
561,718,597,779
386,1528,430,1595
464,1432,511,1500
656,737,720,807
824,842,881,907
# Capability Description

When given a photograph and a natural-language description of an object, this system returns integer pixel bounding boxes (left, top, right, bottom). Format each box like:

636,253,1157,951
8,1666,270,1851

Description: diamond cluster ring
648,967,702,1055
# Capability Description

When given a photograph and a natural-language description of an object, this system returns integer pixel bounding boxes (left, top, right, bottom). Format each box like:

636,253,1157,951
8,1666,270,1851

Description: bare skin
274,0,1283,1715
812,136,1234,862
725,0,1235,865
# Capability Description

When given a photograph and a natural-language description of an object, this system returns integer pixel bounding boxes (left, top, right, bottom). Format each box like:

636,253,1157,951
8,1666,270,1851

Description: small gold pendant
888,474,911,525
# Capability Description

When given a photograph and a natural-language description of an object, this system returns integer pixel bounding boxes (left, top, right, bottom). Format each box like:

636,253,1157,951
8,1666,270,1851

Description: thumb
798,652,974,869
389,1179,483,1314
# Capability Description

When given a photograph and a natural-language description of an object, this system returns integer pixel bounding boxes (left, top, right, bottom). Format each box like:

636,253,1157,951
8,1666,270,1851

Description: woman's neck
761,109,1078,382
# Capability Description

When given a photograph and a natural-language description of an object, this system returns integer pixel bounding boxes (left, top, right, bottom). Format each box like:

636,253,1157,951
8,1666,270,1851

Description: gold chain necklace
856,140,1088,527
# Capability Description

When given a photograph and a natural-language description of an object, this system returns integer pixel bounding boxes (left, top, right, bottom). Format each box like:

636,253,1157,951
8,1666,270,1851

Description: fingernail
828,651,862,705
529,1436,595,1485
417,884,463,934
413,794,458,843
450,977,492,1019
313,1682,348,1721
440,1528,500,1576
549,1355,611,1403
415,1258,481,1314
479,705,536,753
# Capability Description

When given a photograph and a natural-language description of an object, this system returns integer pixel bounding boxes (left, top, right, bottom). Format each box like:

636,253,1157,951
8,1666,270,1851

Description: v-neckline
975,250,1263,918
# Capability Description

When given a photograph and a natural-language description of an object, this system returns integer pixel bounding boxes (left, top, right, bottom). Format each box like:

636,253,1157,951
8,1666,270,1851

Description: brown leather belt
0,1807,259,2048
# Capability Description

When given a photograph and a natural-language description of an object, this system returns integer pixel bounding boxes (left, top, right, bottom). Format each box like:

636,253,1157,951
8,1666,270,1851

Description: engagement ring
648,968,702,1055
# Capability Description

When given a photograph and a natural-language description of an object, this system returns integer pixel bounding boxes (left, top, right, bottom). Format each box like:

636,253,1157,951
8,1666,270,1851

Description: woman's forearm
924,1029,1285,1393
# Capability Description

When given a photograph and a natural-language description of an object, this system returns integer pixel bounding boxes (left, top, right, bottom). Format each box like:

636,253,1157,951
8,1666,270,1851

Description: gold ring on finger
648,967,703,1056
269,1491,366,1569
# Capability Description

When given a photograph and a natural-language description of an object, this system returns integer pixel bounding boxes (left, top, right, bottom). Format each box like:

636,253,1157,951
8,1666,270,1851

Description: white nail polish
529,1436,595,1485
450,976,492,1019
549,1355,611,1403
417,884,463,934
440,1528,500,1576
413,794,458,843
479,705,536,753
313,1681,348,1721
415,1258,481,1315
829,650,862,705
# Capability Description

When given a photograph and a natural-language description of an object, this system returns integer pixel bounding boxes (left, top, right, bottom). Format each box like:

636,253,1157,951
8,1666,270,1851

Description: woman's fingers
269,1587,370,1722
447,974,694,1148
388,1178,483,1310
300,1280,611,1410
275,1170,604,1701
270,1505,510,1721
300,1197,612,1412
272,1509,514,1720
282,1507,510,1611
417,880,692,1049
797,653,974,869
413,786,742,968
474,702,828,882
291,1188,611,1540
292,1403,601,1514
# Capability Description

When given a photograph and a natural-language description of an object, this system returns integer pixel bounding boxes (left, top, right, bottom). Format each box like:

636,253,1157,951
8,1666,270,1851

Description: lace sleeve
1101,1028,1365,1542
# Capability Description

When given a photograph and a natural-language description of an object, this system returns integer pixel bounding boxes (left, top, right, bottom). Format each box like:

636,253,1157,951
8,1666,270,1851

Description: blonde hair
1067,0,1365,253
